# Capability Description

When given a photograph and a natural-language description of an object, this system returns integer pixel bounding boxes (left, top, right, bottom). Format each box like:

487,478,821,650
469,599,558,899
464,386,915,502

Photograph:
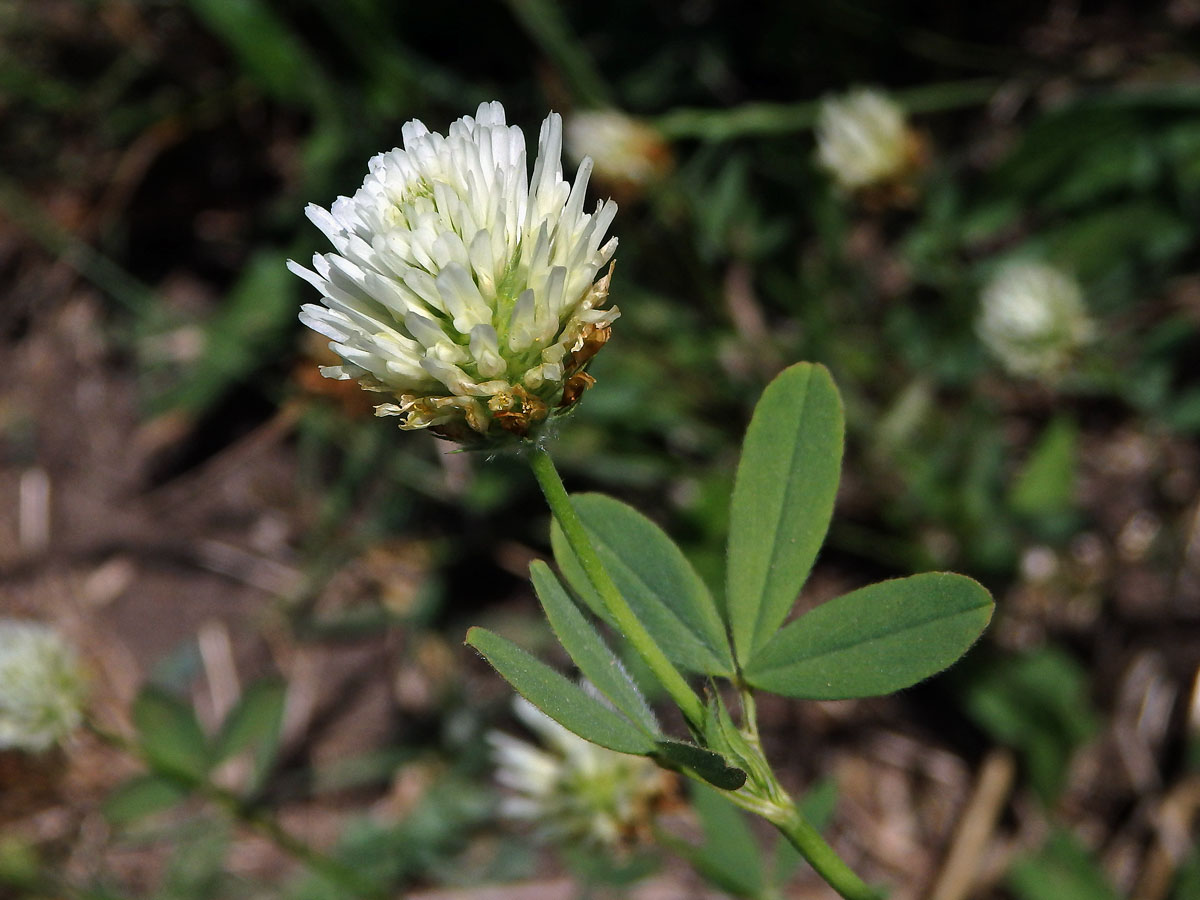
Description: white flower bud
565,110,671,188
488,697,671,849
977,261,1095,378
0,620,87,753
816,88,920,192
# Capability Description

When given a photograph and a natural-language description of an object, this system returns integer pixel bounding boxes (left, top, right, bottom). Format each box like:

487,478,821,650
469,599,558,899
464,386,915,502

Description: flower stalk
526,445,707,732
767,800,880,900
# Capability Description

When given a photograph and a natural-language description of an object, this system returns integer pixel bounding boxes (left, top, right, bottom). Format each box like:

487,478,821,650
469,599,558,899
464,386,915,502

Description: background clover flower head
0,620,88,753
815,87,922,194
290,101,620,446
565,109,672,190
977,261,1095,378
488,696,672,850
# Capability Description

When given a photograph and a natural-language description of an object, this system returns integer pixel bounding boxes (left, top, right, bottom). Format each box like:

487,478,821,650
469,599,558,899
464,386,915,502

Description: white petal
507,289,538,352
436,263,492,333
469,324,506,377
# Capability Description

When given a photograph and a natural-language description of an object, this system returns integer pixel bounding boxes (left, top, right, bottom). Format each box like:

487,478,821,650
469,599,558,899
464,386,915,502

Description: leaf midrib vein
749,601,990,676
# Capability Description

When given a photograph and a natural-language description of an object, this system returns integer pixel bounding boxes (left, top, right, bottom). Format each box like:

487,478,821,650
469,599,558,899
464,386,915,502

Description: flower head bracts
290,102,619,445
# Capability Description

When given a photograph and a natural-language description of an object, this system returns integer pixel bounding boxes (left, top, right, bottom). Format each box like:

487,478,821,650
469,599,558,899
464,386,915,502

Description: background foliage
1,1,1198,898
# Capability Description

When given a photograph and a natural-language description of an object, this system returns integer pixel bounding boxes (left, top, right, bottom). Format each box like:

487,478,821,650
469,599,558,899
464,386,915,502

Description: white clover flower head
0,620,87,753
488,696,671,849
565,109,671,188
290,101,620,447
977,261,1095,378
816,87,919,192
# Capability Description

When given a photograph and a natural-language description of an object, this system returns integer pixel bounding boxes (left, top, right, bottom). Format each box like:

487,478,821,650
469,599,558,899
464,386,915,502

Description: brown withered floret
492,385,550,438
558,372,596,409
562,322,612,374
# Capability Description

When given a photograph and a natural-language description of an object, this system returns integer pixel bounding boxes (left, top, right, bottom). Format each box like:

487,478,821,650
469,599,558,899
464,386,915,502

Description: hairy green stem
715,691,878,899
766,803,880,900
526,445,707,730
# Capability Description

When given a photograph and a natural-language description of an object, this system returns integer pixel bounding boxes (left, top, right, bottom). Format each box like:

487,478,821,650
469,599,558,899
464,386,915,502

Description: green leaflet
744,573,993,699
211,678,286,765
653,739,747,790
1009,416,1078,517
465,627,656,755
551,493,734,676
725,363,844,662
530,560,660,735
211,677,287,794
103,774,191,825
1006,830,1122,900
961,647,1098,803
133,687,212,782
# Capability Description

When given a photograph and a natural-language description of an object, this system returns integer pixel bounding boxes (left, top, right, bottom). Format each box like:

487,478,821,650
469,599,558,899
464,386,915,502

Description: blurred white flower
290,101,619,446
565,109,671,188
488,697,671,849
977,261,1095,378
815,88,920,193
0,620,87,753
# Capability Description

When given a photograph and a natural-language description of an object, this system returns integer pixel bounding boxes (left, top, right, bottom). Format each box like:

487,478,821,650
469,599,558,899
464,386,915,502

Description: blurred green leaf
0,834,39,889
1042,202,1190,284
551,492,734,677
529,560,660,735
563,846,660,887
285,774,489,900
744,574,993,699
1009,416,1078,518
988,108,1148,208
961,647,1098,803
504,0,612,107
797,776,838,828
726,362,844,662
690,153,751,260
212,678,285,758
211,678,287,792
133,686,212,781
153,252,298,417
103,773,191,825
1006,830,1120,900
1167,388,1200,434
186,0,319,105
161,819,233,898
671,783,766,898
465,627,656,755
1173,851,1200,900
